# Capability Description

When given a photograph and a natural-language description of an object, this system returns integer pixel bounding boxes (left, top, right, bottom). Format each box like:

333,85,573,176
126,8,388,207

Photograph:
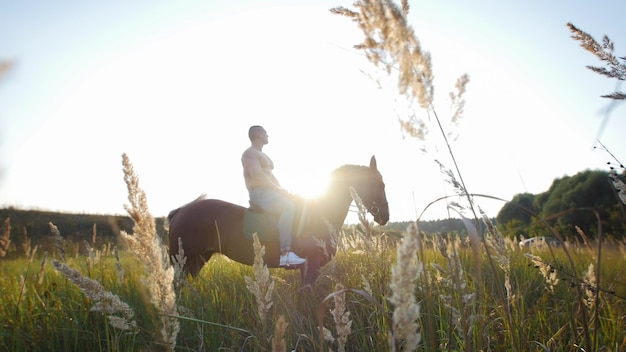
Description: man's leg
276,200,295,253
249,189,297,252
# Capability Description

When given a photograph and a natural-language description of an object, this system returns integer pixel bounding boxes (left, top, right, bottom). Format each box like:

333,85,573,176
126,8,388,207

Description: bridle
366,200,388,216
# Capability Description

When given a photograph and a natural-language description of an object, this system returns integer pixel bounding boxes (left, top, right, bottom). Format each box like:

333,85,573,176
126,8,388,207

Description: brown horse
167,156,389,285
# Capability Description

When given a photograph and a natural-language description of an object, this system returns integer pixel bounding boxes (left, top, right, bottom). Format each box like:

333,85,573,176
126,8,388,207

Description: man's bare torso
242,147,279,190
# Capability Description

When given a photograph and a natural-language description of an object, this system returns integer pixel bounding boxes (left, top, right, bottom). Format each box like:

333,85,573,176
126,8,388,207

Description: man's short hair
248,125,264,140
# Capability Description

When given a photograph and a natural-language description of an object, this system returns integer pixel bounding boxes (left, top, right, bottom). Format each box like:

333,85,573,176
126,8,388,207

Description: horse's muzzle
369,203,389,225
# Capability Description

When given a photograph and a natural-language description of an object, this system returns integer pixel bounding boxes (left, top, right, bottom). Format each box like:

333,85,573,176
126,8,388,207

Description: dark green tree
498,170,625,238
537,170,620,236
496,193,536,226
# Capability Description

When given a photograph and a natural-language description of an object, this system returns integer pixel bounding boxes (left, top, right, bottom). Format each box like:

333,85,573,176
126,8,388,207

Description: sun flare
287,174,330,200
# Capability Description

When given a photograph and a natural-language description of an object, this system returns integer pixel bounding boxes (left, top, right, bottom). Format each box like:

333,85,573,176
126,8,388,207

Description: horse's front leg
300,255,322,287
297,236,333,287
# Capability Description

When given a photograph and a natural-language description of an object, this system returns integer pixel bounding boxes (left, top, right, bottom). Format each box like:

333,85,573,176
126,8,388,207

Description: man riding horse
241,125,306,267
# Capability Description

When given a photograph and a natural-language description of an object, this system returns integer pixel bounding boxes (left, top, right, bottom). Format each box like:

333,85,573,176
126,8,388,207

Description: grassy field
2,1,625,351
1,221,625,351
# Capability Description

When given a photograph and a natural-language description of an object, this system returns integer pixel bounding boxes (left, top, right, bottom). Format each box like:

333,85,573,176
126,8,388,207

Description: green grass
1,234,624,351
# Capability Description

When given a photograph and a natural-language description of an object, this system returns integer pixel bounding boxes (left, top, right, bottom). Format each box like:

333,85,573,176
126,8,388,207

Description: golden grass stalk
271,314,288,352
120,153,179,350
18,274,26,296
52,260,138,332
171,237,187,293
361,274,372,295
14,241,40,318
330,283,352,352
332,0,434,109
321,326,335,344
113,245,124,285
349,187,371,233
389,222,422,351
244,233,275,325
37,250,46,285
333,0,476,225
83,240,100,269
348,187,377,254
567,22,625,100
21,227,32,257
431,235,476,346
524,253,559,294
318,285,386,351
482,212,512,302
582,263,597,311
49,222,66,262
1,217,11,257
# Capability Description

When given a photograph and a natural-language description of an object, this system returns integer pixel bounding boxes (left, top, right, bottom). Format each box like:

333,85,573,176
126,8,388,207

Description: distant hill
0,207,168,248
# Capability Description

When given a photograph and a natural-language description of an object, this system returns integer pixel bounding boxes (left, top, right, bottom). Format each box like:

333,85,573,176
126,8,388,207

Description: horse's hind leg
185,251,214,278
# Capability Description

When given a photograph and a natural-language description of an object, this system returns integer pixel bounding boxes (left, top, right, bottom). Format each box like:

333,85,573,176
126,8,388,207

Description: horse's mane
330,164,371,182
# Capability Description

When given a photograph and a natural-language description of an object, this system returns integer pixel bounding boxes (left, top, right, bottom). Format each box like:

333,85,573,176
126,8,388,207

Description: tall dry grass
388,222,421,351
244,233,275,326
1,218,11,257
38,154,181,351
331,1,626,352
332,1,482,350
1,215,625,351
52,260,138,332
567,22,625,100
120,153,179,350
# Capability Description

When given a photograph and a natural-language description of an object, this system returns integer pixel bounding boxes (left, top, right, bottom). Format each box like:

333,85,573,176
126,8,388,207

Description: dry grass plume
120,153,179,350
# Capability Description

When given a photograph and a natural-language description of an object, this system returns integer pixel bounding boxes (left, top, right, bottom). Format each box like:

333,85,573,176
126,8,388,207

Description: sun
287,173,330,200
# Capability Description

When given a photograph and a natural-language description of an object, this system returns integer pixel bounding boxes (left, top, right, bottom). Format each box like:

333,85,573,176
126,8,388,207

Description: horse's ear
369,155,377,170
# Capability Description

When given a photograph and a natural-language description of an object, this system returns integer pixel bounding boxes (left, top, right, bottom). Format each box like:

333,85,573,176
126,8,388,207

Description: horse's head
356,155,389,225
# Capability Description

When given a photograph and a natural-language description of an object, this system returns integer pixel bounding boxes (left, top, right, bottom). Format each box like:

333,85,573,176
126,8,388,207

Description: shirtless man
241,125,306,267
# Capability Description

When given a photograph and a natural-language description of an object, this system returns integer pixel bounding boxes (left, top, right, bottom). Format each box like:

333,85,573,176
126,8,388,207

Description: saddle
242,201,306,242
243,204,280,241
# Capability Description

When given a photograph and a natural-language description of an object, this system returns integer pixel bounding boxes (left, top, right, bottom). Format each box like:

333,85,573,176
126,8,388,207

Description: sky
1,0,625,223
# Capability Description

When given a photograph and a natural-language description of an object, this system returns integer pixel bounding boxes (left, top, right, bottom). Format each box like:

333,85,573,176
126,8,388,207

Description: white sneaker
280,252,306,267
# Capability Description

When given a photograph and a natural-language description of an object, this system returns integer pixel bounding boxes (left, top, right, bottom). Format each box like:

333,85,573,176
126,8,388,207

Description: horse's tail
167,193,208,222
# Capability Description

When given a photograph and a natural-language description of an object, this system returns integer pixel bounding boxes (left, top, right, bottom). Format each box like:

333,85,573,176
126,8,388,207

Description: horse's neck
321,188,353,231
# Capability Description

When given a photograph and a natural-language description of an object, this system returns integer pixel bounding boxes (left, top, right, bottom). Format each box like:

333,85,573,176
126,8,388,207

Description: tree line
0,208,168,259
496,169,625,240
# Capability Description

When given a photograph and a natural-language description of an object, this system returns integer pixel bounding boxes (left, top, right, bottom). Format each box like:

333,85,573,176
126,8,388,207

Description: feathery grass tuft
47,222,66,263
36,250,45,285
567,22,625,100
171,237,187,294
244,233,275,326
0,217,11,257
20,227,32,257
389,223,422,351
271,315,288,352
330,283,352,352
120,153,179,350
52,260,138,332
524,253,560,294
113,245,125,284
